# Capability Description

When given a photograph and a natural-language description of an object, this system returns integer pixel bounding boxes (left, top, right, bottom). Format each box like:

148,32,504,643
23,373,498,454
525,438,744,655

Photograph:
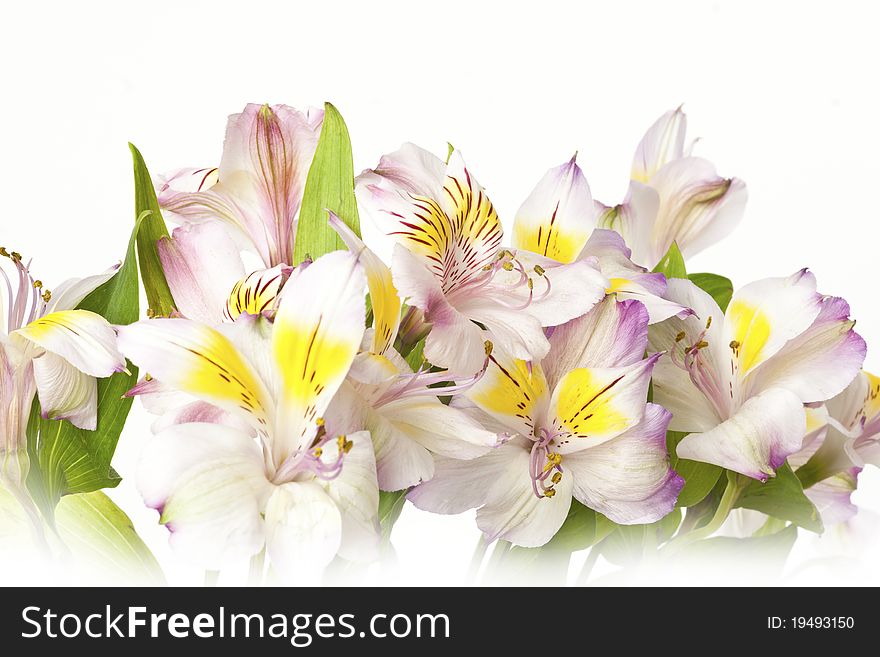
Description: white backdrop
2,0,879,585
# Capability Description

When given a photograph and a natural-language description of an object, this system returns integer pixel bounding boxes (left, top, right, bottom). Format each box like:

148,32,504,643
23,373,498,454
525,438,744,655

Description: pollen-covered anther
0,247,7,257
336,435,353,454
41,290,51,302
10,251,21,262
527,278,534,290
33,280,42,289
502,261,514,272
694,340,709,350
674,331,686,342
315,416,325,427
484,340,494,356
705,316,713,329
543,488,557,498
313,447,323,458
551,472,562,484
533,264,545,276
729,339,740,350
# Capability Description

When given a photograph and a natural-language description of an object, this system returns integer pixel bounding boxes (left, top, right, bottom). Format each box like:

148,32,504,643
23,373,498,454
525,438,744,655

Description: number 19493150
768,617,854,629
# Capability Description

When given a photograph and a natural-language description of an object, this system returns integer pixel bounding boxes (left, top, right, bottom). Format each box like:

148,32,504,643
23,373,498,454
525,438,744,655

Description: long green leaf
735,462,823,533
378,489,408,543
293,103,361,264
55,491,165,584
652,241,687,279
129,143,176,316
689,272,733,312
26,219,142,517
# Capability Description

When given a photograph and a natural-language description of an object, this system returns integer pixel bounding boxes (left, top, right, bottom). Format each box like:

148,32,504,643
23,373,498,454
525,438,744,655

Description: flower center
271,419,353,485
670,315,732,418
447,249,552,310
224,267,289,321
529,426,565,499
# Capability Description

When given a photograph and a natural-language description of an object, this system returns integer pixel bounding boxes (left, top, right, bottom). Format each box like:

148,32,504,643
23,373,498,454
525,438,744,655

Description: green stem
466,535,488,583
248,548,266,586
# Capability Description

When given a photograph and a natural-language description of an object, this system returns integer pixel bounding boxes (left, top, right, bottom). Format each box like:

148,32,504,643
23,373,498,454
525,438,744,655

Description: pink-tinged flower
511,156,691,323
409,297,682,548
357,145,608,375
326,213,501,491
157,103,323,268
596,107,748,268
117,251,379,577
649,271,866,481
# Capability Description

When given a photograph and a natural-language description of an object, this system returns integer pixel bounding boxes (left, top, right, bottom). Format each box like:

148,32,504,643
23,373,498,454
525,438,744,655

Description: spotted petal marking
467,353,548,438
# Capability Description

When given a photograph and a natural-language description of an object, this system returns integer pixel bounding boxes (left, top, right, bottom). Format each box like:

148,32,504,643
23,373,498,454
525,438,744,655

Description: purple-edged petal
744,296,866,403
564,403,683,524
157,222,246,324
677,387,806,481
544,296,650,390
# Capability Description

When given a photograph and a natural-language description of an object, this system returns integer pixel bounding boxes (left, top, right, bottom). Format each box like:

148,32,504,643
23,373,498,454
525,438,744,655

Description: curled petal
32,351,97,430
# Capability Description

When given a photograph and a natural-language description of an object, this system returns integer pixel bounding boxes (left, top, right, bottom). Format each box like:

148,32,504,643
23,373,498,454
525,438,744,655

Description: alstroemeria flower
157,103,322,268
649,271,866,481
409,297,683,547
356,145,607,375
326,213,501,491
510,155,691,323
117,251,380,577
595,107,748,268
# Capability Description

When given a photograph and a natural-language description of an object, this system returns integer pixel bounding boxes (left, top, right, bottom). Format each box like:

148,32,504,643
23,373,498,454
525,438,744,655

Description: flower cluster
1,103,872,583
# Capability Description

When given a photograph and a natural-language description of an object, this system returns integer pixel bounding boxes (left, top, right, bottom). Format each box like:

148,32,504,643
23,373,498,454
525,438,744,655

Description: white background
2,0,879,585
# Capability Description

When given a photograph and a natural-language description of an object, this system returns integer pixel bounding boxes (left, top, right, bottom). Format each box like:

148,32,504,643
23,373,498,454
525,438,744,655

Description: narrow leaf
55,491,165,584
293,103,360,265
378,489,408,543
129,143,176,317
652,241,687,279
689,272,733,312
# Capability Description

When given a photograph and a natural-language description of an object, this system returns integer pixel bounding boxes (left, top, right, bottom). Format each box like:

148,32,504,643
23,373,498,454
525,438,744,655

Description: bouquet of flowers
2,102,874,585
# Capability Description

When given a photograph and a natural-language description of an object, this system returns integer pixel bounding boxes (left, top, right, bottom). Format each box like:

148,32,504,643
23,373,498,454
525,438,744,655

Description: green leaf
667,431,723,507
674,524,798,570
601,509,681,566
26,219,142,517
404,338,426,371
293,102,360,265
378,489,408,543
544,500,600,551
129,143,176,317
55,491,165,584
652,241,687,279
735,462,823,533
689,272,733,312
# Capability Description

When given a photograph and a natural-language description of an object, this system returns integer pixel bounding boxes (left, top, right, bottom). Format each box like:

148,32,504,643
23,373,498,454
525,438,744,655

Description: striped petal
548,354,659,454
466,348,550,438
117,318,273,432
329,211,401,355
16,309,126,377
223,264,290,321
159,104,323,267
271,250,366,463
512,155,595,263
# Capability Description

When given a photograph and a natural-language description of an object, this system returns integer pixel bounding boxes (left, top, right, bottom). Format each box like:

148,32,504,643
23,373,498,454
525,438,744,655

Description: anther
527,278,534,290
675,331,686,342
533,265,545,276
33,280,42,289
502,261,514,271
729,340,740,350
551,472,562,484
543,488,557,498
0,247,7,257
315,417,325,427
41,290,51,302
484,340,494,356
705,316,713,329
695,340,709,349
10,251,21,262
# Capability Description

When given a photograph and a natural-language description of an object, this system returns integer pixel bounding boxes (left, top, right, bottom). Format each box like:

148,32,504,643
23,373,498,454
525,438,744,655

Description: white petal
476,446,574,548
677,387,806,481
271,251,365,462
458,295,549,365
16,309,126,377
724,269,823,380
32,351,97,430
368,407,435,490
512,156,595,263
157,222,245,324
318,431,380,562
564,403,683,524
596,181,661,268
265,481,342,581
137,422,270,569
45,266,119,313
744,296,865,403
631,106,687,183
